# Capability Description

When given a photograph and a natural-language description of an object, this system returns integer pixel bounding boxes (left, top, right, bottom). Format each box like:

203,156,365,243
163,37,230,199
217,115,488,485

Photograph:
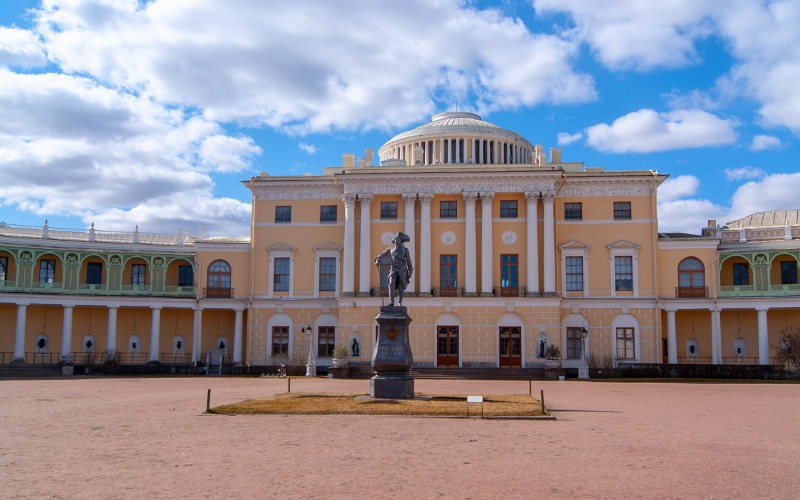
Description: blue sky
1,0,798,236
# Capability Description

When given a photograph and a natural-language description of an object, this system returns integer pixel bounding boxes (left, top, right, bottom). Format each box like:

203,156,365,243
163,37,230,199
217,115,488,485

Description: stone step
0,364,63,378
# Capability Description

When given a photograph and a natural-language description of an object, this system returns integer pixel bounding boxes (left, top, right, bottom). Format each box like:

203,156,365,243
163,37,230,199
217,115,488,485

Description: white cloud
299,143,317,155
557,131,583,145
0,26,47,68
199,134,261,173
723,166,765,181
749,134,781,151
727,173,800,223
658,175,700,202
585,108,737,153
658,198,726,234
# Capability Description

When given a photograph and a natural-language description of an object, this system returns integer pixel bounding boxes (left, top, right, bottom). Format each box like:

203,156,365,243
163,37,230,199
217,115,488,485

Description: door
499,327,521,367
437,326,459,367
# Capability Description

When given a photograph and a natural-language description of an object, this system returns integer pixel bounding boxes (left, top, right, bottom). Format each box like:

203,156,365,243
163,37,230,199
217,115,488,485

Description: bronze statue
375,231,413,306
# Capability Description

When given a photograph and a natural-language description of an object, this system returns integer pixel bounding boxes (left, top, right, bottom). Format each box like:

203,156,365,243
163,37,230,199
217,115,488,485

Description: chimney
550,148,561,164
343,153,355,168
364,148,374,166
357,158,366,167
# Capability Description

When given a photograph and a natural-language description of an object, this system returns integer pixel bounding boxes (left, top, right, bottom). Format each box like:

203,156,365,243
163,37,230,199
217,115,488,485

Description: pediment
313,242,343,252
607,239,640,250
558,239,590,250
266,242,296,252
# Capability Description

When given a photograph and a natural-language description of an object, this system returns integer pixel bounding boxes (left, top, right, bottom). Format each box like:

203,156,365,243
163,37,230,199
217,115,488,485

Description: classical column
439,138,444,164
342,194,357,295
494,140,499,164
149,306,161,362
478,138,483,164
464,192,479,295
419,194,433,296
358,194,373,296
666,309,678,364
757,307,769,365
106,306,118,357
14,304,28,361
543,193,556,294
480,193,494,296
403,194,417,294
711,308,721,364
191,306,202,362
61,305,74,359
525,192,540,295
233,308,244,363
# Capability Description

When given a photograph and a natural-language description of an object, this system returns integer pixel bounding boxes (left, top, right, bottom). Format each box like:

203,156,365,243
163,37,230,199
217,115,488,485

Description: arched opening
207,260,231,298
677,257,706,297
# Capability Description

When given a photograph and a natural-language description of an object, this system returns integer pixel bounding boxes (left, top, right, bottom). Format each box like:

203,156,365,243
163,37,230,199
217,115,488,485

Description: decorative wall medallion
502,230,517,245
381,231,394,245
441,231,456,246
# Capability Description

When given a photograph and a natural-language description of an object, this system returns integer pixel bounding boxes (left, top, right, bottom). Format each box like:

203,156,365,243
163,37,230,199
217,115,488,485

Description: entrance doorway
499,327,521,367
437,326,459,367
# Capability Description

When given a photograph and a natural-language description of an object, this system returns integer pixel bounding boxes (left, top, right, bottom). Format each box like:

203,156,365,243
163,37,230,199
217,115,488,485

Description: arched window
207,260,231,297
678,258,705,297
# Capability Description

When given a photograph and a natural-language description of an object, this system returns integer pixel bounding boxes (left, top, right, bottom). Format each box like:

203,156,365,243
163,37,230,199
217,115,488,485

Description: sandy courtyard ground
1,376,799,499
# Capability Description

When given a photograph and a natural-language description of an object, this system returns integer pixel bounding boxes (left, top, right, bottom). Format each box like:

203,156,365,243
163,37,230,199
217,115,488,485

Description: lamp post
304,326,316,377
579,327,590,379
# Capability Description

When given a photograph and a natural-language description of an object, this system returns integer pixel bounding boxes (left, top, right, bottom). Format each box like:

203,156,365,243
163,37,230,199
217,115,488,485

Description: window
678,258,704,288
86,262,102,285
320,205,337,222
439,200,457,218
565,256,583,291
440,255,457,295
318,326,335,357
566,327,584,360
208,260,231,289
178,265,193,286
781,261,798,284
272,326,289,355
733,263,749,286
275,206,291,223
501,254,518,295
1,256,8,281
564,202,582,220
131,263,146,286
500,200,517,218
380,201,397,219
614,256,633,291
319,257,336,291
614,201,631,220
273,257,290,291
616,327,635,360
39,259,55,283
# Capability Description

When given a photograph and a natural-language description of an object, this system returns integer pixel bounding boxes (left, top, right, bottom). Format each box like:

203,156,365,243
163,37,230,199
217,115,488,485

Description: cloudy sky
1,0,798,236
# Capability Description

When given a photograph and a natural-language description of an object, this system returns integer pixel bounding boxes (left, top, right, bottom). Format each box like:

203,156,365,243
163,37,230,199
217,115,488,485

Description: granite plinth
371,305,414,399
370,374,414,399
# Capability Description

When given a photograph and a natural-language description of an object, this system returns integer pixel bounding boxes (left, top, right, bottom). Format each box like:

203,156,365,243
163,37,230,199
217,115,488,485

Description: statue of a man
375,231,413,306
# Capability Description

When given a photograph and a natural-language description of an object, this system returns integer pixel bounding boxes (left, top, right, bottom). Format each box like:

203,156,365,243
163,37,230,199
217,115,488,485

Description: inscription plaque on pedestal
371,305,414,399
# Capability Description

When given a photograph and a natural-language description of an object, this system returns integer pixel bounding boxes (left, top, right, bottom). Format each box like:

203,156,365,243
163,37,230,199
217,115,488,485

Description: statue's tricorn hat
392,231,410,243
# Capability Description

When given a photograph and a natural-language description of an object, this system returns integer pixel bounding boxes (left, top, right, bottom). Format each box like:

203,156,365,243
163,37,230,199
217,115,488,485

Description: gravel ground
1,376,799,499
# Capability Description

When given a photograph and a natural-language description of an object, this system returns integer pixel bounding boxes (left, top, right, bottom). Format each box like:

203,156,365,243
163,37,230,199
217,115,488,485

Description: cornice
339,172,562,195
558,178,659,197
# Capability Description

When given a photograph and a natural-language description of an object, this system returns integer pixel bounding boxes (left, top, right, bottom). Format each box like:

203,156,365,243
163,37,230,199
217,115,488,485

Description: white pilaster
403,194,416,294
464,192,478,295
61,305,74,358
14,304,27,361
342,194,357,295
543,193,556,294
711,308,721,364
191,307,202,362
106,306,118,357
757,307,769,365
666,309,677,364
525,192,540,295
480,193,494,295
358,194,373,296
419,194,433,296
233,308,244,363
149,306,161,362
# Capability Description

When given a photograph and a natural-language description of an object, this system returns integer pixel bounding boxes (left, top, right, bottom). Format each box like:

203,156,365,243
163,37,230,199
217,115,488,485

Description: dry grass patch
210,392,548,417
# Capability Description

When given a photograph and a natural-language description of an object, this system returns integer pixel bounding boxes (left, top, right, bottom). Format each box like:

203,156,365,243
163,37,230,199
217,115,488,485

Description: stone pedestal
371,305,414,399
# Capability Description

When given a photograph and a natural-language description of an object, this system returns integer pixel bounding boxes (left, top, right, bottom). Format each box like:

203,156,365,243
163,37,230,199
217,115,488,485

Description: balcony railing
432,286,462,297
204,287,233,298
719,283,800,297
675,286,708,298
500,286,523,297
1,281,195,297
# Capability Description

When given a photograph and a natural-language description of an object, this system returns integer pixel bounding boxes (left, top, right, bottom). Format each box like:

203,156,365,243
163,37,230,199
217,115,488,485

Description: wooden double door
437,326,459,367
499,327,522,367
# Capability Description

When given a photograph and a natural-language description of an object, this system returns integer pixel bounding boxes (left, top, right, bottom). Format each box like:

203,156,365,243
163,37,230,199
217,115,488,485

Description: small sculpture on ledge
374,231,413,307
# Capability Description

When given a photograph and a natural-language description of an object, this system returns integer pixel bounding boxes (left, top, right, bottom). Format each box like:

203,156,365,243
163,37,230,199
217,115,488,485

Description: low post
206,389,211,412
540,389,545,414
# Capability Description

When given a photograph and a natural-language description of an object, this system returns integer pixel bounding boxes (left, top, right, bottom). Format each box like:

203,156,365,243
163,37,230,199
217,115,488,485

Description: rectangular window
564,202,582,220
1,256,8,281
439,200,457,218
178,265,193,287
320,205,337,222
131,264,146,286
272,326,289,356
39,259,55,283
319,257,336,291
781,261,798,284
614,256,633,291
275,206,291,223
501,254,518,293
274,258,290,291
566,327,584,360
380,201,397,219
440,255,457,294
565,256,583,291
616,327,635,360
86,262,102,285
733,263,749,286
614,201,632,220
500,200,518,218
318,326,335,357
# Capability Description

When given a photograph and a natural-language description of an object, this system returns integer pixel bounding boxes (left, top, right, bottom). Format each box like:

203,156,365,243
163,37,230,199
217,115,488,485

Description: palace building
1,112,798,375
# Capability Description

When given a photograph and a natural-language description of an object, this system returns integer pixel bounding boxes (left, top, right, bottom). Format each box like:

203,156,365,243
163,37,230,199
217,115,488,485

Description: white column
419,194,432,296
233,308,244,363
358,194,373,296
494,140,499,164
403,194,416,294
14,304,28,361
439,138,444,164
456,138,461,163
525,192,540,295
106,306,118,357
342,194,356,295
478,138,483,164
757,307,769,365
191,307,202,362
666,309,678,364
480,193,494,296
464,192,478,295
543,193,556,294
149,306,161,362
711,307,721,364
61,305,74,358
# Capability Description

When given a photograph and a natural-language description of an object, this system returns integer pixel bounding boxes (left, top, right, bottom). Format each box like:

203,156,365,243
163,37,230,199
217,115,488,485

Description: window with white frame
313,243,341,296
565,256,583,291
267,243,296,297
559,241,589,296
608,241,639,296
614,256,633,291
